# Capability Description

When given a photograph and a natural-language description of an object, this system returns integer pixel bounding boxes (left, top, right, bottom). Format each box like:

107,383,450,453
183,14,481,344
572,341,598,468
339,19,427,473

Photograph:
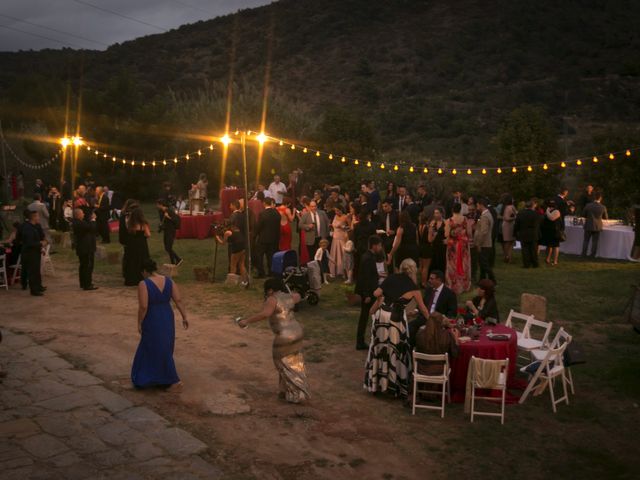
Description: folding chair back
412,352,450,418
522,318,553,346
10,254,21,285
469,356,509,424
0,254,8,291
505,309,533,339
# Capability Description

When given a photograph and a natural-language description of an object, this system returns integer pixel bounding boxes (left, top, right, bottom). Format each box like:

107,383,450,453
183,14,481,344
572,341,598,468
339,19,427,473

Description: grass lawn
52,204,640,478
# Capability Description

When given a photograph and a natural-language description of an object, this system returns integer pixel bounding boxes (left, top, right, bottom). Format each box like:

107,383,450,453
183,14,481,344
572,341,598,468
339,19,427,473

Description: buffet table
176,212,223,240
561,217,634,260
220,188,245,218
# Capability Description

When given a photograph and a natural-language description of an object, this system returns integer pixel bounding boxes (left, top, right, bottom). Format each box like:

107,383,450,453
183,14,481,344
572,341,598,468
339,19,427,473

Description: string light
380,163,385,169
209,144,214,150
626,149,631,156
112,156,116,162
423,167,428,173
393,165,399,171
121,159,126,165
197,149,202,156
315,151,320,157
511,166,517,173
60,137,70,148
438,168,443,175
303,147,308,153
256,133,267,144
467,168,472,175
409,166,414,173
527,165,533,172
152,161,156,167
173,158,178,164
291,144,296,150
185,154,190,160
163,160,167,166
609,153,614,160
497,168,502,174
481,168,487,175
592,156,598,163
367,161,372,168
279,140,284,146
561,162,566,168
328,154,333,160
354,159,359,165
543,164,548,170
576,159,582,166
452,168,457,175
341,156,346,163
131,160,135,166
141,161,146,167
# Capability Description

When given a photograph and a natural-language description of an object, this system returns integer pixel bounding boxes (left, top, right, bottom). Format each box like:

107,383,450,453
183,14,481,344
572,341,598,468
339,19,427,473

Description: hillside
1,0,639,194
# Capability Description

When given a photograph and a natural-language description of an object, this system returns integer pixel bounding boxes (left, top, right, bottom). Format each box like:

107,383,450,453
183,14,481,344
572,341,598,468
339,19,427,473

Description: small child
314,239,331,285
343,240,355,285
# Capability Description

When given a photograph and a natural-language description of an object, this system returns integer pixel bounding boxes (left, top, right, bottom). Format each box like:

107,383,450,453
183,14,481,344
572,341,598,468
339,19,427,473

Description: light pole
239,131,252,288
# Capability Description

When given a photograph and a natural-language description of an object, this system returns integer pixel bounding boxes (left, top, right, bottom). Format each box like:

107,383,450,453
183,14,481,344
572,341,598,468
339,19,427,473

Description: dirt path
2,263,437,479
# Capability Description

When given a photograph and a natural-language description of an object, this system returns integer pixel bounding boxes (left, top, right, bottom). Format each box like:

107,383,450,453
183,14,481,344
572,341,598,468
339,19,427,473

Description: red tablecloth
176,212,223,239
450,324,520,403
108,220,119,233
220,189,244,218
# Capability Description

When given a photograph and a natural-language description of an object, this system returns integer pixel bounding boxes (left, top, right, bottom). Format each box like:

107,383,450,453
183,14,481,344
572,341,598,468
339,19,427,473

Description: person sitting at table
408,269,458,345
415,312,459,375
464,279,499,322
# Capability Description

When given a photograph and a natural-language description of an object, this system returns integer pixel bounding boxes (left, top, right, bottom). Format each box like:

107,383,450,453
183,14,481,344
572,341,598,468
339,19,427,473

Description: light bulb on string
423,167,428,173
152,161,156,167
561,162,566,168
380,163,385,169
341,156,346,163
438,168,443,175
316,151,320,157
367,161,372,168
197,150,202,156
256,133,267,144
497,167,502,174
279,140,284,146
142,161,146,167
94,150,99,155
173,158,178,164
291,144,296,150
131,161,135,166
328,154,333,160
576,159,582,166
354,159,359,165
112,157,116,162
185,154,190,160
467,168,472,175
527,165,533,172
220,134,231,146
209,144,214,150
481,168,487,175
452,168,457,175
163,160,167,166
592,156,598,163
393,165,398,171
626,149,631,156
303,147,308,153
122,159,126,165
60,137,70,148
511,166,517,173
409,166,414,173
543,164,548,170
609,153,614,160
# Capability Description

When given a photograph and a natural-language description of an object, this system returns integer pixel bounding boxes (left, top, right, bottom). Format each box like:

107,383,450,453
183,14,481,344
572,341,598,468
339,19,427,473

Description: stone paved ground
0,330,223,479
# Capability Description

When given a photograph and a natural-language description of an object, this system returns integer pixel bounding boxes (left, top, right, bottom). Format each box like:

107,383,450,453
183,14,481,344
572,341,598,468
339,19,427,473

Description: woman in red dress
277,198,295,251
444,203,472,295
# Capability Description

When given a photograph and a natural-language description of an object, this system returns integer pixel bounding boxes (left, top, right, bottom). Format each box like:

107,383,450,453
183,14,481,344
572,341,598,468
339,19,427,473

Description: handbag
563,340,586,366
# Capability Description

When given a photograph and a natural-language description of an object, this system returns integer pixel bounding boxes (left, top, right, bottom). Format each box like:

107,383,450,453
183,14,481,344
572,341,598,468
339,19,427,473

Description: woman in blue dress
131,259,189,389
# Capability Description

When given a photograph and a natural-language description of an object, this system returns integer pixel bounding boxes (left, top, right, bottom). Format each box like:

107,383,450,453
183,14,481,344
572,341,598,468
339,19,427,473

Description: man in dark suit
394,185,409,213
20,210,46,296
408,270,458,345
405,193,422,225
376,200,398,253
255,197,281,277
555,187,569,227
73,208,98,290
514,199,543,268
157,199,182,266
95,186,111,243
582,193,608,258
354,235,384,350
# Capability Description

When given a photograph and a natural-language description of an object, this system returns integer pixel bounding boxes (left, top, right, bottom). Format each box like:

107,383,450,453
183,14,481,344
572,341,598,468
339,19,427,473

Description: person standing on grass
157,199,182,266
514,199,543,269
474,198,496,282
132,259,188,390
582,193,608,258
95,186,111,244
355,235,384,350
72,208,98,291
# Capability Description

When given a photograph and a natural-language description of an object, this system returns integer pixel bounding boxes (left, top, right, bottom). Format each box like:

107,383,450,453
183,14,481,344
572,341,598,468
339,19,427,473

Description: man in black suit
354,235,384,350
157,199,182,266
514,199,543,268
95,186,111,243
408,270,458,345
394,185,409,213
20,210,46,296
255,197,281,277
72,208,98,290
376,200,398,253
555,187,569,227
582,193,608,258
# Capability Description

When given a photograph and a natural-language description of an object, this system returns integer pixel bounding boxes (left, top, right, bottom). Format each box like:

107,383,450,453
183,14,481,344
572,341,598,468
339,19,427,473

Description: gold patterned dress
269,292,311,403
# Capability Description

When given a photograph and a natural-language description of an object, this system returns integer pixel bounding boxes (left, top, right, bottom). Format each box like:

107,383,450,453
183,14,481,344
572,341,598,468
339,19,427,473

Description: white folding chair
0,254,8,291
504,309,533,340
10,254,21,285
531,328,575,394
412,352,450,418
518,318,553,352
41,245,54,276
469,356,509,425
519,342,570,412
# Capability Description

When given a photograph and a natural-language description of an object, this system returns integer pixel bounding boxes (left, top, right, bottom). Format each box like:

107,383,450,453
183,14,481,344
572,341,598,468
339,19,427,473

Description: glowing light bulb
131,161,135,166
438,168,443,175
576,159,582,166
291,144,296,150
279,140,284,146
497,168,502,174
185,154,190,160
94,150,99,155
122,159,126,165
103,153,107,158
316,151,320,157
354,159,359,165
303,147,308,153
152,161,156,167
543,164,548,170
609,153,614,160
256,133,267,144
467,168,472,175
512,166,517,173
220,134,231,146
561,162,566,168
341,156,346,163
393,165,398,171
367,161,372,168
626,149,631,156
60,137,70,148
409,166,414,173
174,158,178,164
163,160,167,166
328,154,333,160
72,136,83,147
380,163,385,169
527,165,533,172
423,167,428,173
112,157,116,162
452,168,457,175
142,161,146,167
197,150,202,156
592,156,598,163
481,168,487,175
209,144,214,150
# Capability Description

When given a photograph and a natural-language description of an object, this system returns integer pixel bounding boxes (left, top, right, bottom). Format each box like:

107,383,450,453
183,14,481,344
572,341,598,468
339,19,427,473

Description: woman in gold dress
236,278,310,403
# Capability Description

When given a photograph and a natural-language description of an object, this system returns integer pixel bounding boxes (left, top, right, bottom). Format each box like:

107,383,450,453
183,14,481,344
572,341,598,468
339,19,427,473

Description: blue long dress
131,277,180,388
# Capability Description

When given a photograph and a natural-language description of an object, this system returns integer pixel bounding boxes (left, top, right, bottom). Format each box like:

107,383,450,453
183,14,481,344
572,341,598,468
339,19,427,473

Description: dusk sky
0,0,271,51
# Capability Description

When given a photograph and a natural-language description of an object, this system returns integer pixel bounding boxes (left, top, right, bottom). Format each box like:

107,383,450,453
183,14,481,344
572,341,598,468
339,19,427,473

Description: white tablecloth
561,220,634,260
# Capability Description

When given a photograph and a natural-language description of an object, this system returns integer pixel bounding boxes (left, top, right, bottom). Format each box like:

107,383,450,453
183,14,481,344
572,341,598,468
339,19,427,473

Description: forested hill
1,0,639,187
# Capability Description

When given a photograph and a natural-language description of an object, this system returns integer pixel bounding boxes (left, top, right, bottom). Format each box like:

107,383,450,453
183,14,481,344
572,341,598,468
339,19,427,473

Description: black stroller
271,250,320,306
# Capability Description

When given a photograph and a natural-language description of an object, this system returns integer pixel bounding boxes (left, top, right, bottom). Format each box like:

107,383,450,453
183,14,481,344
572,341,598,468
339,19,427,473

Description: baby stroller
271,250,320,306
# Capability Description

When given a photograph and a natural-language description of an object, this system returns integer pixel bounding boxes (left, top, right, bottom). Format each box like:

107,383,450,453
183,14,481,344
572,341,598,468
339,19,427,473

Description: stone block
35,413,84,438
36,391,97,411
19,433,69,459
85,385,133,414
56,369,103,387
0,418,41,439
126,440,165,461
95,420,145,446
152,427,207,457
520,293,548,321
40,356,73,372
19,345,58,360
22,379,75,402
116,406,169,433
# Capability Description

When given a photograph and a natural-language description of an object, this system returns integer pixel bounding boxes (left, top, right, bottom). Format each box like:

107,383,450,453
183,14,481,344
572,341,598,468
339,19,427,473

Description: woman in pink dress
277,198,295,251
444,203,472,295
329,205,350,278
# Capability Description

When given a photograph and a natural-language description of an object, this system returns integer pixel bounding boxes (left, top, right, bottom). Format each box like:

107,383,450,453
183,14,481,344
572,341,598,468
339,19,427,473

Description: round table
176,212,223,240
561,217,634,260
450,324,519,403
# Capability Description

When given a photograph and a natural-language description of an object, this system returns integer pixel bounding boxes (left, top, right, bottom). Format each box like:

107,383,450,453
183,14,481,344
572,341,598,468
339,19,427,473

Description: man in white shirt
267,175,287,205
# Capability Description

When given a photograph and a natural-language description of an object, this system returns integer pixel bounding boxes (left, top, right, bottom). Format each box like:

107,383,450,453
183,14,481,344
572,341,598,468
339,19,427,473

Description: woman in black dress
388,210,419,270
418,212,432,288
364,258,431,398
465,279,499,322
428,208,447,275
540,199,563,266
123,207,151,286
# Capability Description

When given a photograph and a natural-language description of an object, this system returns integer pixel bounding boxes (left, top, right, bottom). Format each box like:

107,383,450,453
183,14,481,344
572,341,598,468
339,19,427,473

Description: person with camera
157,199,182,266
72,208,98,291
215,220,248,286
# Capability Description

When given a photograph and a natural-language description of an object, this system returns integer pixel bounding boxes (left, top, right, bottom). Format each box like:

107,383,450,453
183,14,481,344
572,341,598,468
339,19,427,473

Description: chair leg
470,387,475,423
440,383,445,418
561,372,569,405
567,368,575,395
548,376,557,413
447,379,451,403
501,387,506,425
412,379,417,415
